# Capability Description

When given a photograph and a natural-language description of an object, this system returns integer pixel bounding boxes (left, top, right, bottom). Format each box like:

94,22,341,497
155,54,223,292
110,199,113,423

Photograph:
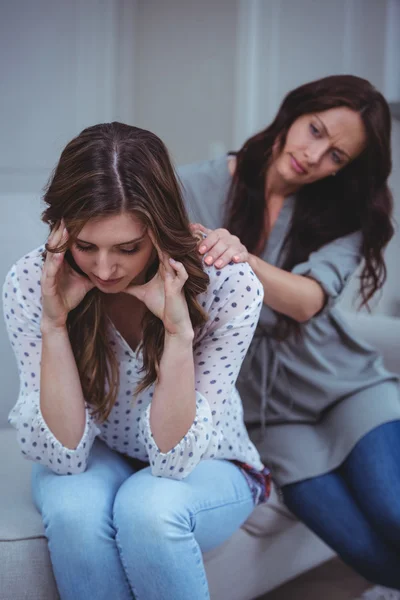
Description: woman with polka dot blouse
3,123,269,600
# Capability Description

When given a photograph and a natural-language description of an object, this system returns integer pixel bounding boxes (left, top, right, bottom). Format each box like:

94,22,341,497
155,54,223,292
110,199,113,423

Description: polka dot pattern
3,248,264,479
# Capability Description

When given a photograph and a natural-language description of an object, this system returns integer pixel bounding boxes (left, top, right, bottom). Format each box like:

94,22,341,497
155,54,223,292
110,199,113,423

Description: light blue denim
32,439,255,600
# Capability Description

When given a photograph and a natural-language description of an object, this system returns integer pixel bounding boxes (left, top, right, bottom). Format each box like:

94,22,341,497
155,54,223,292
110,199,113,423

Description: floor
257,557,371,600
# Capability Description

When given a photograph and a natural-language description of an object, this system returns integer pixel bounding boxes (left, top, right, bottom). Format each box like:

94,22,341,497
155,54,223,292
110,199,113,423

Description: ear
227,156,236,176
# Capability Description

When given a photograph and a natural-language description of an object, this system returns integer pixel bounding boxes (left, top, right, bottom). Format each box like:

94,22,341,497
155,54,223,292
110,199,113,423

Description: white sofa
1,312,399,600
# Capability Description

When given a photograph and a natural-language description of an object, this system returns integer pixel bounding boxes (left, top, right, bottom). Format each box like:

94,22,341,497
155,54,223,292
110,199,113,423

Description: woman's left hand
124,240,193,338
190,223,248,268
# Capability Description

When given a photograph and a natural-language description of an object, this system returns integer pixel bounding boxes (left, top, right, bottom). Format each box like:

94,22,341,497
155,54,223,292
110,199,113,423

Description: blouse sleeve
138,261,263,479
291,231,362,306
3,257,100,475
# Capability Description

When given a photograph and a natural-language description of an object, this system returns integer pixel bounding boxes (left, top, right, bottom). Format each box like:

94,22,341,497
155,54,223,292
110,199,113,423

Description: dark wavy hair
224,75,394,337
42,122,209,421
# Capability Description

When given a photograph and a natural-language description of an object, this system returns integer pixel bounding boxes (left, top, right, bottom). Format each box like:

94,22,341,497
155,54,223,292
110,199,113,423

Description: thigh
32,440,139,600
114,459,255,553
340,418,400,542
283,470,375,552
32,439,136,523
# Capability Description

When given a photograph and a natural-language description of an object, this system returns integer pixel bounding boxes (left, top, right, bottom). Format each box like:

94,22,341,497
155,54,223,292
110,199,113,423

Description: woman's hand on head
41,221,94,331
124,235,193,339
190,223,248,268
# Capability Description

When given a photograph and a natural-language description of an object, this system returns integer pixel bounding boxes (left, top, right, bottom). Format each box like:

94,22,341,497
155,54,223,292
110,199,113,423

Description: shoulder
3,247,44,311
312,230,363,259
200,260,263,314
177,156,232,194
177,156,234,228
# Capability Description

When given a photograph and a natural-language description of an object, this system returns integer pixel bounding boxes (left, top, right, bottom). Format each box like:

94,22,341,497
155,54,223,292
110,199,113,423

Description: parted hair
42,122,209,420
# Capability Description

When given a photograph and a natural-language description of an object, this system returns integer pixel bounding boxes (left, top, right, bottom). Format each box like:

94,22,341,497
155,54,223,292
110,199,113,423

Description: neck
104,292,143,313
265,163,301,199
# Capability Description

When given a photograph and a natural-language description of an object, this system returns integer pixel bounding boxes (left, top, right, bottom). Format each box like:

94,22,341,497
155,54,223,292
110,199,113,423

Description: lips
290,155,307,174
93,275,123,286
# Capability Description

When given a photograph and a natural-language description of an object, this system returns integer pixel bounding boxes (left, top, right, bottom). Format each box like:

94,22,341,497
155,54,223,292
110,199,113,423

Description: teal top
178,156,400,486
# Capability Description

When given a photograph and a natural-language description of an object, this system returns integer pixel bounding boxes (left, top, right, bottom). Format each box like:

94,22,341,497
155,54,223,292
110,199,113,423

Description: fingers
203,239,229,266
197,228,247,268
47,220,67,250
190,222,210,235
232,250,249,265
198,229,222,256
212,248,248,269
42,222,68,291
168,258,188,284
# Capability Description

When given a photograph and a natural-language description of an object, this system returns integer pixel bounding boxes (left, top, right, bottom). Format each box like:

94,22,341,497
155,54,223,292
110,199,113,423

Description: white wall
235,0,393,143
0,0,137,424
134,0,239,164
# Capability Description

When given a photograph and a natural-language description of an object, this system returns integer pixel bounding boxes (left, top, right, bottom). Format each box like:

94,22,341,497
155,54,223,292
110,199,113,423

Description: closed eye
119,246,140,254
75,244,140,254
75,244,93,253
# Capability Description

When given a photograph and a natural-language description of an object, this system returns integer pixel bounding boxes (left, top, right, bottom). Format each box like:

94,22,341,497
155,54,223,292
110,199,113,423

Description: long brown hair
42,122,209,421
224,75,394,337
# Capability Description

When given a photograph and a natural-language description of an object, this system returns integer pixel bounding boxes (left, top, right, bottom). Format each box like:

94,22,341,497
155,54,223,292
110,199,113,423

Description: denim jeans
32,439,255,600
283,420,400,590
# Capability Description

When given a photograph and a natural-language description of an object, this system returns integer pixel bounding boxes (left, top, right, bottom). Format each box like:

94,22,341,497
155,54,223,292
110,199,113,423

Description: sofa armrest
339,310,400,375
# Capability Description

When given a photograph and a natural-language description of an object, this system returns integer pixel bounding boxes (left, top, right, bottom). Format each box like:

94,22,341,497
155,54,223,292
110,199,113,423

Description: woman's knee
33,467,117,553
43,488,115,547
114,470,191,543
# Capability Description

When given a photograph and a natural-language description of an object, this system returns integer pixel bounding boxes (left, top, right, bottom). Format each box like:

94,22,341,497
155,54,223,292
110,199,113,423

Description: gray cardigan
178,156,400,486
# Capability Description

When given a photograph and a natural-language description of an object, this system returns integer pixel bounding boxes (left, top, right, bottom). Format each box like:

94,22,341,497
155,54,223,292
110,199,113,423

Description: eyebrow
314,115,351,160
76,235,146,247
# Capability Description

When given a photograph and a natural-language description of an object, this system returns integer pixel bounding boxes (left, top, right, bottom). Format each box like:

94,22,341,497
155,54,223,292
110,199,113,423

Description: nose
94,252,117,281
304,141,326,165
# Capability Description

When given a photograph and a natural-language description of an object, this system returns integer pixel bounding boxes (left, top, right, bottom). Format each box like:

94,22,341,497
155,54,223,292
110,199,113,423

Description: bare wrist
164,329,194,345
40,318,68,336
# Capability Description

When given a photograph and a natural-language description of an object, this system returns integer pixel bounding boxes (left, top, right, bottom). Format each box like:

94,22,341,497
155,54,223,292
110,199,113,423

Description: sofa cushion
0,428,45,541
0,428,59,600
0,538,59,600
241,483,297,536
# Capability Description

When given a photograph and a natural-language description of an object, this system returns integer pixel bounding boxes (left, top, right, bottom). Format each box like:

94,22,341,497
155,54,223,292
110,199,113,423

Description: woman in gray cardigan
178,75,400,593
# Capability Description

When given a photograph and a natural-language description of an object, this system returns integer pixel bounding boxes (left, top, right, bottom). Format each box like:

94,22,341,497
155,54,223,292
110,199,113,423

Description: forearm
40,322,87,449
150,332,196,453
248,254,325,322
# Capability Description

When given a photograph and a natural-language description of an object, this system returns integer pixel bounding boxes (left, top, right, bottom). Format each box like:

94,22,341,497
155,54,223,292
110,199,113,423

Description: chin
93,279,129,294
281,167,297,183
276,161,294,181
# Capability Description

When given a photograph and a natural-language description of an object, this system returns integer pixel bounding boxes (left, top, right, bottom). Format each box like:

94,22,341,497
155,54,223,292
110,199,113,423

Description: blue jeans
283,420,400,590
32,440,254,600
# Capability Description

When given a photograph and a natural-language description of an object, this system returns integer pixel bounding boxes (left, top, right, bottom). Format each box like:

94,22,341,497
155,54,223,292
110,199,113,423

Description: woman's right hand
41,222,94,330
190,223,249,268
